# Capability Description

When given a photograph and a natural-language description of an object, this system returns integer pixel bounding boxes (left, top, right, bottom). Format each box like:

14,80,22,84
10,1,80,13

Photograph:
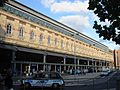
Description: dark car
20,71,65,89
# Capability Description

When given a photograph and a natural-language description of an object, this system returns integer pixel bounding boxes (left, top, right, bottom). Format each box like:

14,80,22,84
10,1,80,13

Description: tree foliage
88,0,120,44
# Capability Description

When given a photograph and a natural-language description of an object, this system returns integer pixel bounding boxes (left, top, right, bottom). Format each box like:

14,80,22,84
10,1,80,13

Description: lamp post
113,49,116,69
71,33,77,72
117,51,119,69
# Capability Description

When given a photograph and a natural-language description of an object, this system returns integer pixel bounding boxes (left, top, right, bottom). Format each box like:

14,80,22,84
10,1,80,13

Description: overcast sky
16,0,120,50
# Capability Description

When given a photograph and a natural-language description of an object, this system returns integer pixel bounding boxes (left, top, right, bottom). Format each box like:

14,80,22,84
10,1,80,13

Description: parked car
100,68,112,76
100,70,109,76
20,71,65,89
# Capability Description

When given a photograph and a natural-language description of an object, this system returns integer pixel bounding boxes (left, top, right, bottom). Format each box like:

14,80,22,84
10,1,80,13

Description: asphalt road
1,71,119,90
64,71,119,90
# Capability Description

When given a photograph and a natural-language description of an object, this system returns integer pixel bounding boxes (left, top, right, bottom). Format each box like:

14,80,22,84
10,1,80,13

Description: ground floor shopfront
0,44,111,76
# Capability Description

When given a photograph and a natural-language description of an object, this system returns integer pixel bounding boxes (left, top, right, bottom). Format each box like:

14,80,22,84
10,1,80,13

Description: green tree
88,0,120,44
0,0,8,7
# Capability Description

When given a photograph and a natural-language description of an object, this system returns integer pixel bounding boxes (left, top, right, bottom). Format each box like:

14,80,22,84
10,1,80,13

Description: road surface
0,71,119,90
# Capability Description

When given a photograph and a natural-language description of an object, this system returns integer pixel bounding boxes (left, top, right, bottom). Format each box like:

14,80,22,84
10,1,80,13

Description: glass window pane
7,23,12,34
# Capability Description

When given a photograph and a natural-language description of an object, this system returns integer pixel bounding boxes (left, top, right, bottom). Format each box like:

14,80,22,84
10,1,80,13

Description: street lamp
71,33,78,71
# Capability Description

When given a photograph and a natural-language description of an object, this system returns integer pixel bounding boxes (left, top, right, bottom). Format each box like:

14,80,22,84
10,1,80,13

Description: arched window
6,23,12,34
66,41,68,48
48,36,50,45
19,27,24,37
55,38,57,45
39,33,43,43
30,31,34,40
71,43,73,51
61,40,63,48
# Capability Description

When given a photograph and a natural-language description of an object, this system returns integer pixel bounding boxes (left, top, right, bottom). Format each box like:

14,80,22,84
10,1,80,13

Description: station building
0,0,114,75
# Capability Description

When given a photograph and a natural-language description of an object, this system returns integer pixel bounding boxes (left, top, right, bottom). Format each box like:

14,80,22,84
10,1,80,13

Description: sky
16,0,120,50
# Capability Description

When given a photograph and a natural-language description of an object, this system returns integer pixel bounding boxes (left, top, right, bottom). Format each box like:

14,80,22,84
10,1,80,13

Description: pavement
62,72,101,79
62,71,117,90
102,88,116,90
62,72,101,86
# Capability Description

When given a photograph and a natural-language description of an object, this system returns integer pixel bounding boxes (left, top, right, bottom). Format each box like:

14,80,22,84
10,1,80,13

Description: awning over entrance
16,46,67,57
16,46,44,54
0,44,95,62
16,46,92,60
0,44,17,51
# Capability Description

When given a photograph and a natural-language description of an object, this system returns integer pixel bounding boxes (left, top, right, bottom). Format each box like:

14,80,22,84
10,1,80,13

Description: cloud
40,0,89,13
40,0,92,32
92,13,99,21
40,0,119,50
98,39,120,50
98,38,107,43
40,0,55,8
51,0,89,13
59,15,91,32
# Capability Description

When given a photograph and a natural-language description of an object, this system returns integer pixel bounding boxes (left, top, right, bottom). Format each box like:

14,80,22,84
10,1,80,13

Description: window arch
30,31,34,40
66,41,68,48
48,36,51,45
6,23,12,34
19,27,24,37
71,43,73,51
61,40,63,48
39,33,43,43
55,38,57,45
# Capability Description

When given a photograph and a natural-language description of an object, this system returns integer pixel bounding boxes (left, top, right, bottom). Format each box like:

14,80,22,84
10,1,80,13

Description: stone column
88,60,90,69
12,51,16,75
63,57,66,71
76,59,79,70
106,61,108,67
37,64,38,72
74,57,77,70
55,65,56,72
77,59,79,66
20,64,22,75
60,65,61,73
108,62,109,67
88,60,90,66
94,61,97,72
98,60,101,71
100,61,103,71
43,54,46,71
92,60,95,73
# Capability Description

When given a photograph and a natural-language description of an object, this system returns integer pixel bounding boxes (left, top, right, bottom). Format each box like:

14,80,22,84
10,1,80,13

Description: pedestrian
70,69,72,75
83,69,86,75
4,68,14,90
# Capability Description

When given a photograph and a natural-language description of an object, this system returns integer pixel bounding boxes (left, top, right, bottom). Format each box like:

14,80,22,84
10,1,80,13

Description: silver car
20,71,65,89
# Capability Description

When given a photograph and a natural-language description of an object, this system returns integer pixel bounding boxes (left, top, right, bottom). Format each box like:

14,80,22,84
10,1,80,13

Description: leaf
88,0,120,44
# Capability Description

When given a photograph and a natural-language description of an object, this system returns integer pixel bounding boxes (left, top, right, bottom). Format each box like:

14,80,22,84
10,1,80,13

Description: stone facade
0,0,114,75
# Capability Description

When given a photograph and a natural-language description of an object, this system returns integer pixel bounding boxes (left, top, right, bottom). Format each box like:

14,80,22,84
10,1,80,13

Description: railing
64,76,120,90
12,76,119,90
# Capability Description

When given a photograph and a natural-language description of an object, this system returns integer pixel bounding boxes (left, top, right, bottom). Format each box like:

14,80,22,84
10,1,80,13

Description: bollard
116,79,120,90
